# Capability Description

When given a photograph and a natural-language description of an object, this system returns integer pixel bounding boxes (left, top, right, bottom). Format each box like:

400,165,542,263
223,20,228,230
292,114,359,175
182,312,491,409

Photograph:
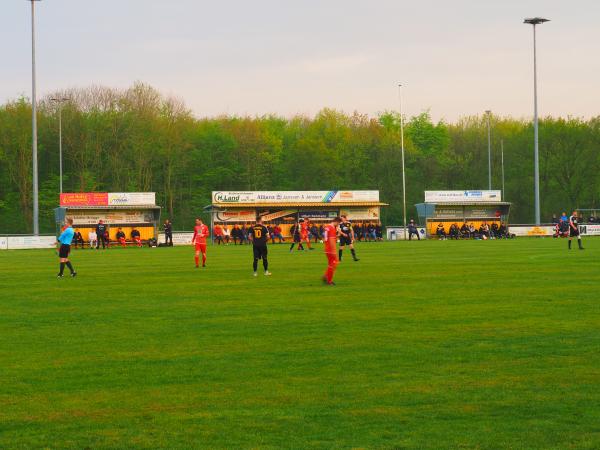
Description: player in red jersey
300,218,314,250
322,216,342,285
192,218,210,268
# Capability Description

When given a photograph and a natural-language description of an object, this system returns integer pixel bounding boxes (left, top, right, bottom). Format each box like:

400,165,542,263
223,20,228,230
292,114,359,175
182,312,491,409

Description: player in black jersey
338,215,359,262
568,210,584,250
249,217,272,276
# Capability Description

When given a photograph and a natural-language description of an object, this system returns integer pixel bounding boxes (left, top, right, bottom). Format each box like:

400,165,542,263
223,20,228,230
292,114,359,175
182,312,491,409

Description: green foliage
1,83,600,233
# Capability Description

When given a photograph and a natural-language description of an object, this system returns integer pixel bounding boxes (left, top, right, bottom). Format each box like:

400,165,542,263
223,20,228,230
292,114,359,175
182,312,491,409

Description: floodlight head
524,17,550,25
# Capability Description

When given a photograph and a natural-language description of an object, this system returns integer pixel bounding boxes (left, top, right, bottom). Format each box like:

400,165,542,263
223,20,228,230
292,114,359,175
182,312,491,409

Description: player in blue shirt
57,217,77,278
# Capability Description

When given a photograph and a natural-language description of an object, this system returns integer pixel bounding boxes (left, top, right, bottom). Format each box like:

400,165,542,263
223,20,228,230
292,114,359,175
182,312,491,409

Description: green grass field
1,239,600,449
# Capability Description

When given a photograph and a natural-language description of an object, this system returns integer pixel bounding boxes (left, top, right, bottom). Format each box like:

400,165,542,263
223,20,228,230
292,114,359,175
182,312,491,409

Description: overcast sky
2,0,599,122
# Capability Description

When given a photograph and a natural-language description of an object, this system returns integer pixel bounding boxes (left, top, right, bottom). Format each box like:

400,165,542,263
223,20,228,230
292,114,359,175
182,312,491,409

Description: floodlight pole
524,17,549,225
398,84,407,240
501,139,505,199
30,0,42,235
485,110,492,190
51,97,70,194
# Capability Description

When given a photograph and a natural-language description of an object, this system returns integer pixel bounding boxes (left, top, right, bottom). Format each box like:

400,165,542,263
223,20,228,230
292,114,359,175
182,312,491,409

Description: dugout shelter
207,190,388,237
415,190,510,237
54,192,161,243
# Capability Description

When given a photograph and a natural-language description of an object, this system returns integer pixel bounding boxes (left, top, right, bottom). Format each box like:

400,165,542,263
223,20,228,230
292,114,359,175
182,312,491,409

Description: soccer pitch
1,240,599,449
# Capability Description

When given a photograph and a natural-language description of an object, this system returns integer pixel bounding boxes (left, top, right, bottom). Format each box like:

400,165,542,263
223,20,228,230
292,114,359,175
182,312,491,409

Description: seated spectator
375,224,383,241
469,223,477,239
116,228,127,247
589,215,596,224
231,225,240,245
74,229,85,249
449,223,460,240
131,227,142,247
460,222,470,239
104,230,111,248
222,226,231,244
88,230,97,249
479,222,490,240
436,223,447,240
491,222,499,238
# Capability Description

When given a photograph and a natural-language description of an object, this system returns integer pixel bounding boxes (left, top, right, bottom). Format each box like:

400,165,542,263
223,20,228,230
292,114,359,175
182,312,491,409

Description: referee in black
568,210,584,250
249,217,272,277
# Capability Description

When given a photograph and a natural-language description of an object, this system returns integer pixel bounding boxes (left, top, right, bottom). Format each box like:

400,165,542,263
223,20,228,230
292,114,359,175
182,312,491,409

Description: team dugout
54,192,161,244
415,190,510,238
207,190,388,237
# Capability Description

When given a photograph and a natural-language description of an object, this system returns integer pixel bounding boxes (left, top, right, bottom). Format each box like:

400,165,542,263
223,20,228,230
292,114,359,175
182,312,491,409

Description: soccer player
300,219,314,250
338,215,359,262
116,228,127,247
164,220,173,246
192,218,209,268
289,222,304,252
568,210,584,250
56,217,77,278
249,217,271,276
323,216,341,285
131,227,142,247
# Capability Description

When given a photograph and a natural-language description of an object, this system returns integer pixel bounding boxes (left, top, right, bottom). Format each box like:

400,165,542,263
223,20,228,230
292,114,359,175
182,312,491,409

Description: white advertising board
579,224,600,236
108,192,156,206
71,211,154,225
386,227,427,240
6,235,57,250
158,232,195,246
425,190,502,203
212,190,379,205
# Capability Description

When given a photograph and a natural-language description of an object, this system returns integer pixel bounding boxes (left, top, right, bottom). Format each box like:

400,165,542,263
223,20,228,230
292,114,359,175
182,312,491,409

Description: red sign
60,192,108,206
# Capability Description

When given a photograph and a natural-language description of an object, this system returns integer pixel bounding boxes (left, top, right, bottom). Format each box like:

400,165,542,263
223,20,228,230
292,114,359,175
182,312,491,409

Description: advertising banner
108,192,156,206
298,210,340,220
340,207,380,221
432,208,463,219
212,190,379,205
258,210,296,222
6,235,57,249
213,209,257,222
157,232,195,246
579,224,600,236
463,207,503,219
60,192,108,206
510,225,555,237
70,211,154,225
425,190,502,203
386,227,427,240
60,192,156,207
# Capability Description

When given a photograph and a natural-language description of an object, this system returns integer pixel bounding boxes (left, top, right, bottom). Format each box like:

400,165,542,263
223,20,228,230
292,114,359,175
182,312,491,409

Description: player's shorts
293,234,301,243
58,244,71,258
195,242,207,252
253,245,268,260
340,236,352,246
569,227,580,237
326,252,339,266
301,233,309,241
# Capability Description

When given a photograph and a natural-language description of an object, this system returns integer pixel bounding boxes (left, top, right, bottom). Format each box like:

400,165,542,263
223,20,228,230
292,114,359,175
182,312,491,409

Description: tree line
1,82,599,233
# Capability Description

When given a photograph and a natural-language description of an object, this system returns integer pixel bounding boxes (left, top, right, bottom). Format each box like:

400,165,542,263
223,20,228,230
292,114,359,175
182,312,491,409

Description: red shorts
195,242,207,252
326,252,339,266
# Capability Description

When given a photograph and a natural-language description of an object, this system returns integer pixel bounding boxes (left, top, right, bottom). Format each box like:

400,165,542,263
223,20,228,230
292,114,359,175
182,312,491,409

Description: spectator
560,211,568,222
96,220,108,249
491,222,499,238
131,227,142,247
88,229,97,249
231,224,241,245
436,223,447,240
479,222,490,239
213,224,224,245
272,224,284,243
469,223,477,239
589,215,596,224
449,223,460,240
408,219,420,241
116,228,127,247
367,223,376,241
222,225,231,244
74,229,85,249
375,224,383,241
460,222,470,239
164,220,173,246
104,230,111,248
310,224,319,243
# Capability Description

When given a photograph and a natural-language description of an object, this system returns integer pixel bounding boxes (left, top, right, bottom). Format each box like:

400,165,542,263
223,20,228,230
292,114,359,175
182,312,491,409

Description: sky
2,0,599,122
